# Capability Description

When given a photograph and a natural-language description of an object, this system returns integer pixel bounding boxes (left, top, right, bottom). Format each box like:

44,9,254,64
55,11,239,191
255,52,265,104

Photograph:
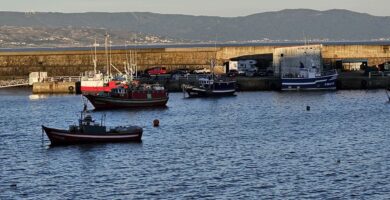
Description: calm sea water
0,88,389,199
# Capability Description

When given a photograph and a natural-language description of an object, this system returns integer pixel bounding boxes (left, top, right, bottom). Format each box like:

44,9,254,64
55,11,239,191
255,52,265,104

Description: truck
238,60,258,77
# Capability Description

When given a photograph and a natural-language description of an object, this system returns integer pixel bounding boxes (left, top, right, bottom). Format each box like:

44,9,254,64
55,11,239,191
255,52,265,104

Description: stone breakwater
1,43,389,92
0,43,389,77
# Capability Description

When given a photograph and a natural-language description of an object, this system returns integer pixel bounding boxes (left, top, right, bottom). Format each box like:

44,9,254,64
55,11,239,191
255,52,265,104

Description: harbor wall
0,44,389,78
151,75,390,92
27,75,390,94
336,76,390,90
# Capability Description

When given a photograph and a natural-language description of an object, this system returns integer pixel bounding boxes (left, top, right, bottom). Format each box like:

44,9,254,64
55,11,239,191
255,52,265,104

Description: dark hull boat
84,83,169,110
42,112,143,145
85,94,168,109
42,126,142,145
183,77,236,98
184,86,236,97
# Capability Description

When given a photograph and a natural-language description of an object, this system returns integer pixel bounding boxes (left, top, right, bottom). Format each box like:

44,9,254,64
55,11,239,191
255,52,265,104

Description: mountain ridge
0,9,389,47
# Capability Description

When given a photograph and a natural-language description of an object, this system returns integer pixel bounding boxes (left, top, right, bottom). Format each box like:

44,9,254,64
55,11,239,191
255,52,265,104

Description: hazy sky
1,0,389,17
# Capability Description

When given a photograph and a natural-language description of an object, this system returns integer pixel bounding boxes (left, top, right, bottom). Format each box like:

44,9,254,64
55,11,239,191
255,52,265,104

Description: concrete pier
32,81,78,94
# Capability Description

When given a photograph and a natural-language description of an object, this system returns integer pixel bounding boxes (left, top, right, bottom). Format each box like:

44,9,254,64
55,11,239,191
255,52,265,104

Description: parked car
136,71,151,78
170,68,191,75
193,68,211,74
146,67,167,75
169,69,190,80
238,69,246,76
227,69,239,77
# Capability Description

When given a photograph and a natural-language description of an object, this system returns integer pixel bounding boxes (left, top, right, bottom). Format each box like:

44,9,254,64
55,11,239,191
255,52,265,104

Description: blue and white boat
282,67,338,90
274,44,338,91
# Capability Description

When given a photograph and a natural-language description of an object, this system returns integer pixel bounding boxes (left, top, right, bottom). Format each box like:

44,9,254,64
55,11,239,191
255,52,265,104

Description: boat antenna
102,113,106,126
211,32,218,80
81,95,88,113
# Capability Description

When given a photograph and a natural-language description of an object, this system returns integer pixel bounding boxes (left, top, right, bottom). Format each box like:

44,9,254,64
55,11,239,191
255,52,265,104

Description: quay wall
0,44,389,78
32,82,77,94
147,75,390,92
28,75,389,93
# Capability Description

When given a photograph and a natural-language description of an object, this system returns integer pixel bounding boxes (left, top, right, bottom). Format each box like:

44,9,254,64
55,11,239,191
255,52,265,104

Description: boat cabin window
113,88,126,94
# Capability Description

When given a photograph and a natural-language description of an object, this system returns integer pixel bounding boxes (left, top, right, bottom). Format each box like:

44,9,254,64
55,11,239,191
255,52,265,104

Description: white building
273,45,322,76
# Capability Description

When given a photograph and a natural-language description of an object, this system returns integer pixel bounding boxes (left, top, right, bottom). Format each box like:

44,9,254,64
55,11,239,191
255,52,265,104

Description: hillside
0,9,389,47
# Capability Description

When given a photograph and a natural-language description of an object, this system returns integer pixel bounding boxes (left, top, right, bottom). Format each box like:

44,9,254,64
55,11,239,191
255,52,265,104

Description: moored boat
282,69,338,90
182,58,236,97
182,76,236,97
80,34,133,95
80,71,124,94
275,44,338,91
84,82,169,109
42,112,143,145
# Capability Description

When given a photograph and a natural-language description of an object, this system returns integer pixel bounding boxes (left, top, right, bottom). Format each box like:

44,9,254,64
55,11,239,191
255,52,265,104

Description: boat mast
125,42,134,82
109,37,113,78
79,111,83,127
211,32,218,81
93,38,98,74
133,34,138,79
125,42,129,74
104,33,110,78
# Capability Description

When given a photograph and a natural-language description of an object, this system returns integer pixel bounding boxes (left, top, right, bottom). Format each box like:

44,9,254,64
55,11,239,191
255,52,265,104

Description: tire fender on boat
68,86,74,93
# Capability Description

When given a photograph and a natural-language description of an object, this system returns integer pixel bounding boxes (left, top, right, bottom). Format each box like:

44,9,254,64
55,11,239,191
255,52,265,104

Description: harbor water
1,88,390,199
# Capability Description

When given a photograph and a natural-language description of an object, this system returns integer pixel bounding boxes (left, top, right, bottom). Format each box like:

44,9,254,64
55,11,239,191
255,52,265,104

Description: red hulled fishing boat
84,81,169,109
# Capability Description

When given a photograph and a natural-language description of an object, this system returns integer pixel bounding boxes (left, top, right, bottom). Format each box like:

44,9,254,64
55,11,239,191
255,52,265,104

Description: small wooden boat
42,112,143,145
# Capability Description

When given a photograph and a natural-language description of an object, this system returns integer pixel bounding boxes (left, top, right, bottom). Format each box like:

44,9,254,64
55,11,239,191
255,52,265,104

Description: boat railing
125,84,167,92
282,69,337,78
282,73,299,78
107,125,134,132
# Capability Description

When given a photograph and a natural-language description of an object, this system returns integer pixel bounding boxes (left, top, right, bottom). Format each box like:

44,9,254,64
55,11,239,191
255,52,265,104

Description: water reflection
28,94,49,100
